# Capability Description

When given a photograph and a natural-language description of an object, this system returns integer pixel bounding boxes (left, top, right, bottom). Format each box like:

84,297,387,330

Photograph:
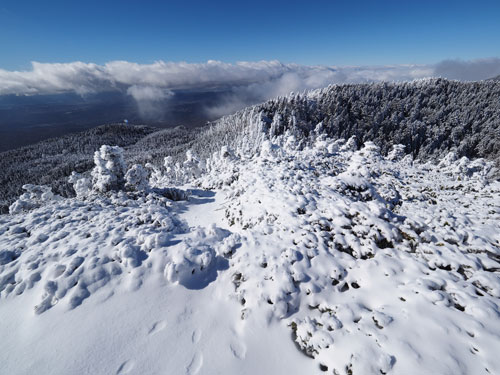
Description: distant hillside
191,78,500,166
0,123,203,213
0,89,240,152
0,125,163,212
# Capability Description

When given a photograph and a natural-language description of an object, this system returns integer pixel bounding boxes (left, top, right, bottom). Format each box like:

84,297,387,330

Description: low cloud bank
0,60,435,96
434,57,500,81
126,85,174,120
1,58,498,118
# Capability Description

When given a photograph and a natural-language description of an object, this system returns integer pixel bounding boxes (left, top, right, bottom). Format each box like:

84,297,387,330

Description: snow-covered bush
260,140,280,159
327,138,345,154
201,146,239,189
91,145,127,192
148,153,198,188
182,150,204,180
438,151,458,168
340,135,358,152
68,172,92,198
387,144,406,161
438,154,498,181
345,141,382,178
125,164,149,191
284,134,300,152
312,133,330,156
9,184,60,214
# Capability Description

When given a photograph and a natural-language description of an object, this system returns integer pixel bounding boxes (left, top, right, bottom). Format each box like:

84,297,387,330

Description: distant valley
0,88,243,152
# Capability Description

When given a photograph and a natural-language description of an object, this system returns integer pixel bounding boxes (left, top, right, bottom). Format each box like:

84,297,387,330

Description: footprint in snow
116,359,135,374
186,352,203,375
230,341,247,360
191,329,202,344
148,320,167,336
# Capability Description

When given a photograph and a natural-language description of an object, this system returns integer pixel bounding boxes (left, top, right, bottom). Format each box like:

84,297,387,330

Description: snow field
1,135,499,374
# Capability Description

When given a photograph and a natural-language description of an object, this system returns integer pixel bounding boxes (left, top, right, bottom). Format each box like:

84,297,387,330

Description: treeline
191,78,500,165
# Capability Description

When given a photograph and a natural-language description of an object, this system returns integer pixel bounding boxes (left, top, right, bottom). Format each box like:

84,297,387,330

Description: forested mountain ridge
193,78,500,165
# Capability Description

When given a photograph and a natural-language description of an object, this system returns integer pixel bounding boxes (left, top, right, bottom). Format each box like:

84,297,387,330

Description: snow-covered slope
1,130,499,374
190,79,500,169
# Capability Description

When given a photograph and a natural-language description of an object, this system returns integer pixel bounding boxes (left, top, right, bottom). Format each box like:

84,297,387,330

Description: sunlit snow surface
1,137,499,374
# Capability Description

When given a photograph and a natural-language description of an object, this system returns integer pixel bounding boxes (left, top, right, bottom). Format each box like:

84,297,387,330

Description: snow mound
164,226,230,289
1,192,189,314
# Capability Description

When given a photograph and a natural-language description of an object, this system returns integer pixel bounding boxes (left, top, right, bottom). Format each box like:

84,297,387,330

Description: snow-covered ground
1,134,499,374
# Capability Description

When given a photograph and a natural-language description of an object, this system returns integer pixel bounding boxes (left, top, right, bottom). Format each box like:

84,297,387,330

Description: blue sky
1,0,500,70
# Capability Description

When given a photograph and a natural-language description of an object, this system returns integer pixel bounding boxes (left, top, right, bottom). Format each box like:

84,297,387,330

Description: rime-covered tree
91,145,127,192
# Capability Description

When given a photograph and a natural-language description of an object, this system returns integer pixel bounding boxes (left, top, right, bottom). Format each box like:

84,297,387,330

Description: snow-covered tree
68,172,92,197
91,145,127,192
387,144,406,161
9,184,60,214
125,164,149,191
182,150,204,180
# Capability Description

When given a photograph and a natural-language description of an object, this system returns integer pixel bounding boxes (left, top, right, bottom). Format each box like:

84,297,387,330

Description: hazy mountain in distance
0,88,239,152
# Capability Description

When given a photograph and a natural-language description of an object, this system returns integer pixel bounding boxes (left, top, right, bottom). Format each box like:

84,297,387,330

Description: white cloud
0,58,498,118
0,60,436,97
0,62,110,95
126,85,174,120
202,64,436,117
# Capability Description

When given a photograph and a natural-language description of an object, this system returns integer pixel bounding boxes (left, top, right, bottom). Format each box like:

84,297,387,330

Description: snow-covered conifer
91,145,127,192
164,156,174,176
340,135,358,152
182,150,203,180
